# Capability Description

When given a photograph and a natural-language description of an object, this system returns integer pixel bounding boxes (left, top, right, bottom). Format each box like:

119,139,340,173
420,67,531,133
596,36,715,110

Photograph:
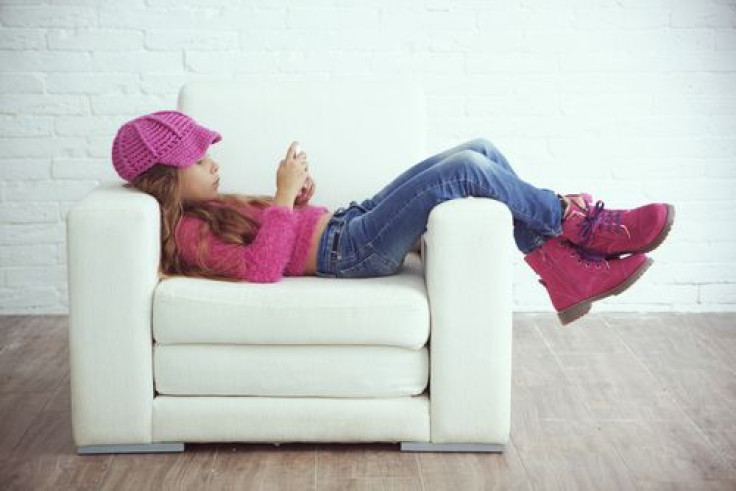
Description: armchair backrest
177,78,427,210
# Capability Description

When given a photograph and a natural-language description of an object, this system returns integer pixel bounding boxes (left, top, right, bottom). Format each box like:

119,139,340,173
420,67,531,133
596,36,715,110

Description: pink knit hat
112,110,222,182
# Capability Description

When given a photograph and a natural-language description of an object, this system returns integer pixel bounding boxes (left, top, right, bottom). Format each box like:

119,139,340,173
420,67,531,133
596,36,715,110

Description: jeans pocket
337,251,399,278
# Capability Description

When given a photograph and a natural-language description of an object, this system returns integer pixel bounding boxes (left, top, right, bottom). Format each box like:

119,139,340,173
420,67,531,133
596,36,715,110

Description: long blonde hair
125,163,289,282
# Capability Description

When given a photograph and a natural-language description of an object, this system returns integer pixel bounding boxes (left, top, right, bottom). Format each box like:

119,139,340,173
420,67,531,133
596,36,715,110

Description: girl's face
179,153,220,201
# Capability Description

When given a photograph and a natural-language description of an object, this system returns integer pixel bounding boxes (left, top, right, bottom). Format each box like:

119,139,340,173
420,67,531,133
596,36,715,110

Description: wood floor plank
98,443,218,491
315,443,421,484
0,391,49,463
0,410,110,490
635,480,736,490
604,313,736,429
578,382,687,424
554,350,689,424
512,384,594,431
657,366,736,431
0,315,25,348
41,370,71,413
512,418,637,491
687,314,736,373
208,442,316,490
599,420,736,483
698,426,736,471
535,312,629,355
319,477,424,490
604,313,724,371
512,314,550,356
0,316,68,394
512,315,571,390
512,350,570,390
417,436,531,490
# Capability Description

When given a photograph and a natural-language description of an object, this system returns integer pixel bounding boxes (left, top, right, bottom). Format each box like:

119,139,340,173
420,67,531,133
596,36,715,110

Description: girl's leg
337,149,562,277
463,139,553,254
344,137,551,255
364,138,510,208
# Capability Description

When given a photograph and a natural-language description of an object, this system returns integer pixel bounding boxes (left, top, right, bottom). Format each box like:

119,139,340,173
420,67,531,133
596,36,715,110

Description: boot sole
557,257,654,326
607,204,675,258
636,203,675,254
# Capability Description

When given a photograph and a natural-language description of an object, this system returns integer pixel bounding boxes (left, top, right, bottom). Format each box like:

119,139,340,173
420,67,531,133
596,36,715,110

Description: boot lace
577,200,625,247
564,240,608,269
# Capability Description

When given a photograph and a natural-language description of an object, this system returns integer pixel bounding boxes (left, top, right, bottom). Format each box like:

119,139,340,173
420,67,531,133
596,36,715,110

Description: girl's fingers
287,141,298,161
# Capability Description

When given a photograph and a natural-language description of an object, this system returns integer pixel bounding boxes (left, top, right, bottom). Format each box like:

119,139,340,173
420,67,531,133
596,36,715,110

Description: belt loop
330,226,341,261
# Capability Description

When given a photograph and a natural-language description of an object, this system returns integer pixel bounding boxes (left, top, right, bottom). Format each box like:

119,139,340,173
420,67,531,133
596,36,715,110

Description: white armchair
66,79,514,454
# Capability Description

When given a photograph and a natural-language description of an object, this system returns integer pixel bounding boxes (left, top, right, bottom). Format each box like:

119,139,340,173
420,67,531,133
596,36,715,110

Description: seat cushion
153,253,429,350
154,344,429,397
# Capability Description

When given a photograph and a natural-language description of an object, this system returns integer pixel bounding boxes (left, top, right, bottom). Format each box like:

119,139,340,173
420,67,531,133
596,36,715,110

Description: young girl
112,110,674,326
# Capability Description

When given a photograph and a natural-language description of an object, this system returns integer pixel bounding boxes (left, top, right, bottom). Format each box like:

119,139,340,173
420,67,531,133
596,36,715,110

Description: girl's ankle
557,194,570,221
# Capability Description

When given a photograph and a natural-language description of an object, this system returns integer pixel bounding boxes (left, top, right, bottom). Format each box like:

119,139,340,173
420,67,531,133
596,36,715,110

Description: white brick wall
1,0,734,314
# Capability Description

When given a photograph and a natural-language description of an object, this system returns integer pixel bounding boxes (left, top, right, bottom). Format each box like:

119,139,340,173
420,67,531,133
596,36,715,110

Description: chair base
77,443,185,455
400,441,505,453
76,441,505,454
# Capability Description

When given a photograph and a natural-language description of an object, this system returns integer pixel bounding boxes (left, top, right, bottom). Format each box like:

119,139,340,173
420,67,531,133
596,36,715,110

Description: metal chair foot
400,441,505,453
77,443,185,455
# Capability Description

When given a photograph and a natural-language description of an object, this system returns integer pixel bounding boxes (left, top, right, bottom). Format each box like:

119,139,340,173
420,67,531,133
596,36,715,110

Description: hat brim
159,125,222,168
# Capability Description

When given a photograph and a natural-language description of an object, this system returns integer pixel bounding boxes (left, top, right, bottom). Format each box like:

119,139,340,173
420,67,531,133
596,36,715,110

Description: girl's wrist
273,192,296,208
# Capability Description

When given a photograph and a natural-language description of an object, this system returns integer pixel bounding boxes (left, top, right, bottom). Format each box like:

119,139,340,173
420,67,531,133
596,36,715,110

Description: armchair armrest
66,183,161,446
423,197,514,445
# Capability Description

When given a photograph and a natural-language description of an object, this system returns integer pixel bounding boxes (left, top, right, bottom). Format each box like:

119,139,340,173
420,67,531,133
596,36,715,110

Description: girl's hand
277,141,309,200
294,175,315,206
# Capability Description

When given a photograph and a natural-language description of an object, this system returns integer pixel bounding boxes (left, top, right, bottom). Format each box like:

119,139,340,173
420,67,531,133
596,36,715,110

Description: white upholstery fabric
153,394,429,443
67,184,160,445
154,254,430,398
423,197,514,444
154,345,428,397
153,254,429,350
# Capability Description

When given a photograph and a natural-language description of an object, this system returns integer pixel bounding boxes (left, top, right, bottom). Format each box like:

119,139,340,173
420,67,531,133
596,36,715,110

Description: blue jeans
315,138,563,278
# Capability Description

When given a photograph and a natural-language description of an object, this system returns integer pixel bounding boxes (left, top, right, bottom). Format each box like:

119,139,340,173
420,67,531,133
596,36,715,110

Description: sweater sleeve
176,205,298,283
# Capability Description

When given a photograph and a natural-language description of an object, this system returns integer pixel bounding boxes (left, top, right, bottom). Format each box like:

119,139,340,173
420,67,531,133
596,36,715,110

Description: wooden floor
1,313,735,490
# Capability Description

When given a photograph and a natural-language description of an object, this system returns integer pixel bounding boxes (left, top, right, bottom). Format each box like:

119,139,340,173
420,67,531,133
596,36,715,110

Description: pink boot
524,236,653,326
560,193,675,258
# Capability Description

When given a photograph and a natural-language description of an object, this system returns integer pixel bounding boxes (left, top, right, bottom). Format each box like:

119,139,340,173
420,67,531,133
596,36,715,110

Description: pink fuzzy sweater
175,202,330,283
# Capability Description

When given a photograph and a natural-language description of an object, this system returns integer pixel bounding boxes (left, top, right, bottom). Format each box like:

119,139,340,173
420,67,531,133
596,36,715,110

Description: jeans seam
360,180,457,254
328,219,357,268
523,235,548,254
362,177,560,253
475,179,562,237
337,251,398,278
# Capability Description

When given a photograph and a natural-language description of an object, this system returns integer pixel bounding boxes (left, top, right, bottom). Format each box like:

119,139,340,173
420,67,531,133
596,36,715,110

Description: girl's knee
469,137,495,153
458,149,492,168
443,150,495,178
466,138,514,175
